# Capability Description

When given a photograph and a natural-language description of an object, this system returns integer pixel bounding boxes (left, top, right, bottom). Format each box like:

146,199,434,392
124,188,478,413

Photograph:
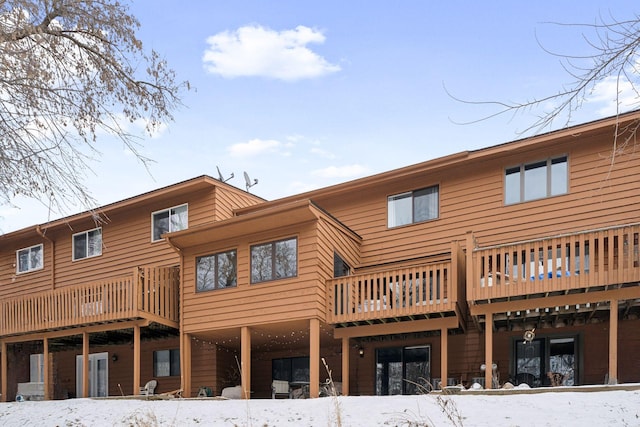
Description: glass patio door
76,352,109,397
376,345,430,395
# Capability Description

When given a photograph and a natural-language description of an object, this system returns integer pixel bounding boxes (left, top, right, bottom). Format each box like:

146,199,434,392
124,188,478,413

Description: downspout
36,225,55,289
165,236,186,395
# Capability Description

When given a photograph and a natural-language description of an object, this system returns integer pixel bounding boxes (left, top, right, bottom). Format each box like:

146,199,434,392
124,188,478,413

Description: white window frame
387,185,439,228
16,244,44,274
72,227,102,261
505,156,568,205
151,203,188,242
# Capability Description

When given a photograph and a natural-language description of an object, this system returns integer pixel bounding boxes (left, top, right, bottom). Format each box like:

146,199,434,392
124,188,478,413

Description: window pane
413,187,438,222
524,161,547,201
334,252,350,277
551,157,567,196
196,255,215,292
153,211,169,241
170,205,188,232
74,233,87,259
87,229,102,257
217,251,237,288
275,239,297,279
154,350,170,377
30,245,43,269
170,349,181,376
388,193,412,227
18,249,29,272
291,357,309,382
251,243,273,283
505,167,521,204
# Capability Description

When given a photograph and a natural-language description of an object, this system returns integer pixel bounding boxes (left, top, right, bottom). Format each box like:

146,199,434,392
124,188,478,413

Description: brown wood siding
182,226,326,333
0,238,52,298
0,186,255,296
310,129,640,266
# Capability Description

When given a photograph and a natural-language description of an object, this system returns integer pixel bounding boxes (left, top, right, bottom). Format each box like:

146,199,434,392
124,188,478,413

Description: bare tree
448,13,640,150
0,0,188,222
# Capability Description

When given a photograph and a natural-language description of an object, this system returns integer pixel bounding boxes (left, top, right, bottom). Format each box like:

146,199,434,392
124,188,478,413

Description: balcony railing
327,245,464,324
0,266,179,336
468,223,640,302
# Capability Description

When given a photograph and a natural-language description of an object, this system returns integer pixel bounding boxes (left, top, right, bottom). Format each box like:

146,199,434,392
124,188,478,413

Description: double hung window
388,185,439,228
505,156,568,204
196,250,237,292
73,228,102,261
152,204,188,241
250,237,297,283
17,244,43,273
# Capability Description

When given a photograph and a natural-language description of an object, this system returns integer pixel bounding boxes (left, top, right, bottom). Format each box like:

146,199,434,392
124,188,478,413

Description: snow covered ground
0,386,638,426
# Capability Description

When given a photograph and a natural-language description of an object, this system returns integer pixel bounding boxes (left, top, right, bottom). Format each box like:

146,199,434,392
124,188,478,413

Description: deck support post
182,333,192,397
82,332,89,398
309,318,320,398
1,341,6,402
440,327,448,389
484,313,493,389
43,337,50,400
341,337,350,396
608,299,619,384
240,326,251,399
133,325,141,395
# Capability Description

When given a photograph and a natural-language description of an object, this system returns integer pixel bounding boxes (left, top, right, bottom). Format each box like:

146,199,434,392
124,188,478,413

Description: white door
76,352,109,397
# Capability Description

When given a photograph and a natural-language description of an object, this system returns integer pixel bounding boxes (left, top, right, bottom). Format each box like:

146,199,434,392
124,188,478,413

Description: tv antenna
243,171,258,192
216,166,234,183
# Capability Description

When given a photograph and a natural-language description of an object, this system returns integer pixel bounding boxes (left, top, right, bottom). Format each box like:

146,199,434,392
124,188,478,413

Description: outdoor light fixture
358,346,365,357
112,354,118,362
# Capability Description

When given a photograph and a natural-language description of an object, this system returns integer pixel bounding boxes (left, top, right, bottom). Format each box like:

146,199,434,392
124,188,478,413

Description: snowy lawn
0,386,638,426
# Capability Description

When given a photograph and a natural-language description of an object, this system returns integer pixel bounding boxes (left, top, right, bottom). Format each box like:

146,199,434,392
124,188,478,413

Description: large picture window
272,356,309,382
196,250,237,292
505,156,568,204
388,186,439,228
73,228,102,261
153,349,180,377
16,244,43,273
152,204,188,241
251,237,297,283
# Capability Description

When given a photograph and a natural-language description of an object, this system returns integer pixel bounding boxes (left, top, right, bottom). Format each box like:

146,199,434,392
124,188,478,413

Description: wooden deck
0,266,179,336
468,223,640,303
327,244,465,325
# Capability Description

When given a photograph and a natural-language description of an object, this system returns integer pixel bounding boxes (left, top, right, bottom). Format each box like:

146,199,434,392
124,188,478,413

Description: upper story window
334,252,351,277
16,244,43,273
152,204,188,242
196,250,237,292
505,156,568,204
251,237,297,284
73,228,102,261
388,185,439,228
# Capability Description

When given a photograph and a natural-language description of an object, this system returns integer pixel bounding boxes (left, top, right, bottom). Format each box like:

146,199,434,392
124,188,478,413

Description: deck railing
327,258,459,324
468,223,640,302
0,266,179,336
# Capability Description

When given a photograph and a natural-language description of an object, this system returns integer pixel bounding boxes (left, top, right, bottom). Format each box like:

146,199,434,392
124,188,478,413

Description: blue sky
1,1,638,233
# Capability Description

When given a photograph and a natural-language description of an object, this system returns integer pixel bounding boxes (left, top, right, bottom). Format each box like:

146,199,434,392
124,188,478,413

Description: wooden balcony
0,266,179,337
327,245,465,325
468,223,640,303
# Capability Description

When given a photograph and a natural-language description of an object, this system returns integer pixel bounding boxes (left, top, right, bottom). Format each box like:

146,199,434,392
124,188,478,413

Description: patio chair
271,380,290,399
139,379,157,396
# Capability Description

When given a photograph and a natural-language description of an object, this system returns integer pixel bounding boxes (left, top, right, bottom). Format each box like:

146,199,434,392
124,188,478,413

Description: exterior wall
308,126,640,266
182,224,329,333
0,183,262,298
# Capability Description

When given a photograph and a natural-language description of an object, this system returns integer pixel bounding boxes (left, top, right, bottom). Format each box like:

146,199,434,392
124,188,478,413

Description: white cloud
588,75,639,116
203,25,341,81
227,138,282,157
311,164,368,178
310,147,336,159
